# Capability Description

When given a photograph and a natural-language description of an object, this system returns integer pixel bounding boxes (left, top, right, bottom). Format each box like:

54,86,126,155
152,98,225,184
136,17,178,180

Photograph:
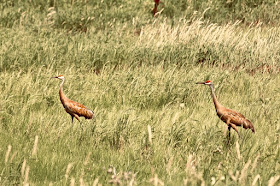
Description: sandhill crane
196,80,255,140
52,75,94,125
153,0,164,17
153,0,160,16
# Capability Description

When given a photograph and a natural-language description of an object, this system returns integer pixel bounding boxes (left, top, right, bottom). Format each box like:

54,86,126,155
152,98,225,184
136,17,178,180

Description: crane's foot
91,124,96,135
227,126,231,145
235,130,242,139
238,133,242,139
230,124,242,139
79,122,84,131
227,137,231,145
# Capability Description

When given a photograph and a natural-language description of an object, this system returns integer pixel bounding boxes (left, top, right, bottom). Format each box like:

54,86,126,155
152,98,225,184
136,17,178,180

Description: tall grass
0,0,279,185
0,65,279,185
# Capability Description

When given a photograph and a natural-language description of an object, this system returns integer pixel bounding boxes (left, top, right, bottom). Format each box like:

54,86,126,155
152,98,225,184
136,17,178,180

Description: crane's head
52,75,64,80
196,80,213,86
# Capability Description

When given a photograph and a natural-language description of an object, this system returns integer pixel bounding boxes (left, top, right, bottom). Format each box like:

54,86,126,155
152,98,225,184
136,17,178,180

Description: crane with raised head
52,75,94,125
196,80,255,140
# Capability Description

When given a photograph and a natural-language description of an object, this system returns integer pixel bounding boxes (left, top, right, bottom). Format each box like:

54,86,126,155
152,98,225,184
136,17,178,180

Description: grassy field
0,0,279,185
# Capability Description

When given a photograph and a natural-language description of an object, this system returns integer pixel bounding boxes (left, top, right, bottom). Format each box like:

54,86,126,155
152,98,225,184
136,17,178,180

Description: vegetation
0,0,279,185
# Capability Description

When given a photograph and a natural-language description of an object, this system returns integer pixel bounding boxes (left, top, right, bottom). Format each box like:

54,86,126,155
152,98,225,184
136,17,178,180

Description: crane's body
197,80,255,139
53,75,94,123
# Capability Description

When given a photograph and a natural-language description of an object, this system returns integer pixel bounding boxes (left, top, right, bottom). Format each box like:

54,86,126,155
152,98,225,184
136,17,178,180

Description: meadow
0,0,279,185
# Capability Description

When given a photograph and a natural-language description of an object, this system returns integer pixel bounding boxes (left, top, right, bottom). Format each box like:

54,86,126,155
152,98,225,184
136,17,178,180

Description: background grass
0,0,279,185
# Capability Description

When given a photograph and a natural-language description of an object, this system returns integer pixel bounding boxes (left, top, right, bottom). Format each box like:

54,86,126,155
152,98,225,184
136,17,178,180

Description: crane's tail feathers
251,126,255,133
85,109,94,119
246,119,255,133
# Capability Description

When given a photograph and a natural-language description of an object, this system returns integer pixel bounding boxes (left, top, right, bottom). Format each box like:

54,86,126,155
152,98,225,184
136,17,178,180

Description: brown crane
153,0,164,17
52,75,94,125
153,0,160,16
196,80,255,140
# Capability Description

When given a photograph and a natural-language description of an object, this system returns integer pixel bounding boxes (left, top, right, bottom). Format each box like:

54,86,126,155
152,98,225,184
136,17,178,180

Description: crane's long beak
196,82,205,84
52,76,58,78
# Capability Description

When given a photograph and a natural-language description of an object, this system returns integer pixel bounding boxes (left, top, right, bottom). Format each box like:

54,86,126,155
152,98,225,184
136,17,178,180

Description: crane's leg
226,118,231,144
227,125,231,144
231,124,241,138
73,114,82,130
73,114,80,122
71,116,74,124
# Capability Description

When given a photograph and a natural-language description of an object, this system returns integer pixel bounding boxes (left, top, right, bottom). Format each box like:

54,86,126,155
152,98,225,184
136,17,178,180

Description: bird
52,75,94,125
153,0,160,16
153,0,164,17
196,80,255,140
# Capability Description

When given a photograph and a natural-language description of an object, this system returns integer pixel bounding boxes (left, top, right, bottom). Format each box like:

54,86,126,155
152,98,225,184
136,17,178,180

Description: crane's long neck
59,79,68,105
209,84,222,111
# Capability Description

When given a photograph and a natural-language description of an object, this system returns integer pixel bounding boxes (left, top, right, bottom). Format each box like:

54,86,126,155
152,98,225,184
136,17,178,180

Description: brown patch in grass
93,68,101,75
199,62,280,75
246,64,280,75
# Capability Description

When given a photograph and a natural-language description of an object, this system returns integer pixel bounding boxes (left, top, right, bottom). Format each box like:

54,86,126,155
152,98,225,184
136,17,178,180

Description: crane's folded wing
65,101,94,119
